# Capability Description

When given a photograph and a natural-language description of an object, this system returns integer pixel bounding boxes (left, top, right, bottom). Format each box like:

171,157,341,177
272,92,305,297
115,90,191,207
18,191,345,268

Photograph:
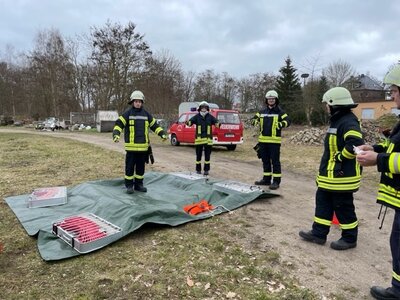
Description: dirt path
1,128,392,299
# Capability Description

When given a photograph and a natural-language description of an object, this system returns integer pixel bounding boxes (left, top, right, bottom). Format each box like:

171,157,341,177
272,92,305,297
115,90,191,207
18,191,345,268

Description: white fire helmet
197,101,210,111
128,90,145,104
265,90,278,99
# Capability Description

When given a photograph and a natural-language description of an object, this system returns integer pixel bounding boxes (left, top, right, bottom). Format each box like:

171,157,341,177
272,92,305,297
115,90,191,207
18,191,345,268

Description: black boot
134,183,147,193
269,182,280,190
299,230,326,245
254,178,271,185
330,239,357,250
370,286,400,299
126,186,134,194
196,165,201,175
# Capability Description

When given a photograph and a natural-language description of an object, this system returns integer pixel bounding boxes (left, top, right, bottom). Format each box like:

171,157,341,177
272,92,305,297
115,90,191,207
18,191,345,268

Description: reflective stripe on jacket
253,106,290,144
187,113,219,145
316,110,363,192
375,121,400,209
113,107,165,152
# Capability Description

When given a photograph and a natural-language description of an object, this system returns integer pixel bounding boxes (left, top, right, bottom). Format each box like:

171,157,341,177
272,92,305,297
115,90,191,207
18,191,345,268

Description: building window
361,108,375,119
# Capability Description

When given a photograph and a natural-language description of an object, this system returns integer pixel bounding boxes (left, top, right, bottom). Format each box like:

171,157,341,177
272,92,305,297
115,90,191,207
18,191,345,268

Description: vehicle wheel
170,134,180,146
226,145,236,151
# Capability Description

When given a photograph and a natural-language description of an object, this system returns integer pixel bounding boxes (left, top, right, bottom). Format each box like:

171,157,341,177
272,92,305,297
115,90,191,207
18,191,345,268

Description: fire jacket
317,109,363,192
375,121,400,209
113,107,165,152
187,113,220,145
252,105,291,144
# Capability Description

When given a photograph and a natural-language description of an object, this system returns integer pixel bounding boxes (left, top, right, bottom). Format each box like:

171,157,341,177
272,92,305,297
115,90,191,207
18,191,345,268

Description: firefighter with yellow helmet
186,101,220,175
113,90,167,194
299,87,364,250
356,64,400,300
251,90,291,190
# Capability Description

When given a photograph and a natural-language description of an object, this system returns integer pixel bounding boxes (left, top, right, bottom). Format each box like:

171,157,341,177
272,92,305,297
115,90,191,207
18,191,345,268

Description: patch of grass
0,132,319,300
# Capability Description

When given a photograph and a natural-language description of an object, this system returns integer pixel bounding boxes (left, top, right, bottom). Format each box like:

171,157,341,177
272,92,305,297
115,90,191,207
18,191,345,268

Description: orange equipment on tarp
183,199,214,215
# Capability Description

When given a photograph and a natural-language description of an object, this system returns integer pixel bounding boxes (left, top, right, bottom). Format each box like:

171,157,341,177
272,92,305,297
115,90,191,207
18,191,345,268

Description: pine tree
317,76,329,102
275,57,304,123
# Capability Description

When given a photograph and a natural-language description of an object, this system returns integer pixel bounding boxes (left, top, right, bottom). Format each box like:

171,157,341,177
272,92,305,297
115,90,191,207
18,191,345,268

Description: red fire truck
167,102,243,151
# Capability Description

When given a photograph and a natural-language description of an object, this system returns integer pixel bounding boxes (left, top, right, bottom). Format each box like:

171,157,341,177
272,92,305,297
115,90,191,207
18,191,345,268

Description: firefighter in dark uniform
186,101,220,175
252,90,291,190
357,65,400,300
299,87,364,250
113,90,167,194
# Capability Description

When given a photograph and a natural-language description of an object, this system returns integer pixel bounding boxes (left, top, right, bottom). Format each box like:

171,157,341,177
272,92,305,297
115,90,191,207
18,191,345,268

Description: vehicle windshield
217,112,240,124
178,113,196,123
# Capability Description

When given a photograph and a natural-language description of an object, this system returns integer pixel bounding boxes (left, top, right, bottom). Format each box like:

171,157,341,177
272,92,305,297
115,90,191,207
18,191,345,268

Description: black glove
382,128,391,138
148,145,154,164
334,152,344,176
253,143,261,159
149,152,155,164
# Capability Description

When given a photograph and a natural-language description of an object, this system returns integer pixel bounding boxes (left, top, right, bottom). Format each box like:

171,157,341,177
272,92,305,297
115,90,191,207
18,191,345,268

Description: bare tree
66,38,92,112
0,46,31,119
137,49,184,114
182,71,196,102
193,69,219,103
0,61,13,117
192,70,238,109
219,72,237,109
322,59,356,87
300,54,325,125
27,29,76,119
89,20,152,112
298,53,324,82
237,73,276,112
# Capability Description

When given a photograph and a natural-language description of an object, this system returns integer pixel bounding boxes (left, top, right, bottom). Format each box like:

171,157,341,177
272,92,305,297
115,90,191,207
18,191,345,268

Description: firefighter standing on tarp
186,101,220,176
113,90,167,194
252,90,291,190
299,87,364,251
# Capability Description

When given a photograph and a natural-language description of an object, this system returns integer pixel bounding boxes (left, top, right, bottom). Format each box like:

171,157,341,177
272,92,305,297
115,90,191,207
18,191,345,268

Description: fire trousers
195,144,212,172
259,143,281,184
312,189,358,243
390,209,400,293
125,151,147,188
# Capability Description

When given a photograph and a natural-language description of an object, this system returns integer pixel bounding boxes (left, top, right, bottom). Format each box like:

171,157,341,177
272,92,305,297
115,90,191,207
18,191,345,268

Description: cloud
0,0,399,80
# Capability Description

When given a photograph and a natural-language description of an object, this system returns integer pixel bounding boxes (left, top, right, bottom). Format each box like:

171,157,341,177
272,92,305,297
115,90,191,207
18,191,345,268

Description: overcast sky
1,0,399,81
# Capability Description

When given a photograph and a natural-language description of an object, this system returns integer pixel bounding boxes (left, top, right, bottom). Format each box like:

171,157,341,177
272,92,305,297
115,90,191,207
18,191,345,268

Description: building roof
344,74,383,91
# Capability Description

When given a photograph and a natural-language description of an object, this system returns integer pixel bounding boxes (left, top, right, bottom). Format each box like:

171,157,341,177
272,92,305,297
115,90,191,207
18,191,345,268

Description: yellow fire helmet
384,65,400,87
322,87,355,106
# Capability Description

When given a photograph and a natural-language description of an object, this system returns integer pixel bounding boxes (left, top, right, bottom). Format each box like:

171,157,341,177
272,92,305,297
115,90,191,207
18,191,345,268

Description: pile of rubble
361,120,382,145
288,127,326,145
288,121,384,146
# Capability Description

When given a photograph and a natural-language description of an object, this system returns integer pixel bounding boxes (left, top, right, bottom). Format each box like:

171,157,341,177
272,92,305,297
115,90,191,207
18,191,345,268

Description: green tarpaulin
5,172,278,261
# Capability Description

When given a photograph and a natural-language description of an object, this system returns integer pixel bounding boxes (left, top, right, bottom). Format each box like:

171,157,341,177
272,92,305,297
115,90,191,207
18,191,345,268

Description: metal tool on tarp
52,213,123,253
27,186,67,208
